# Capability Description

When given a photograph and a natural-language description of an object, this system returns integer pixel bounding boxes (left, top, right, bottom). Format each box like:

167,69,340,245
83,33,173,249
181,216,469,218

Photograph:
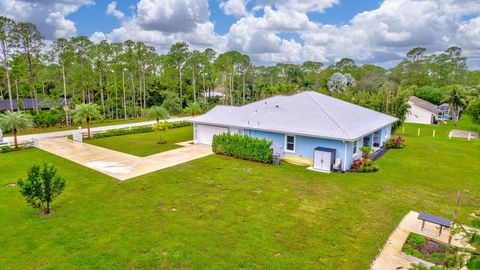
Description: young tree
73,103,101,139
153,121,171,144
0,16,17,111
148,105,168,123
17,163,66,215
184,102,202,117
0,110,33,150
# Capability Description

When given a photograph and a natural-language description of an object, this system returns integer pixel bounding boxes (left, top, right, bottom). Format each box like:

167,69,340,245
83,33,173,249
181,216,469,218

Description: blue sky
1,0,480,67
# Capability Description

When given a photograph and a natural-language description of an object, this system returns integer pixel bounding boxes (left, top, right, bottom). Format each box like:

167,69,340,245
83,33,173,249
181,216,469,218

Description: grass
0,118,479,269
84,126,193,157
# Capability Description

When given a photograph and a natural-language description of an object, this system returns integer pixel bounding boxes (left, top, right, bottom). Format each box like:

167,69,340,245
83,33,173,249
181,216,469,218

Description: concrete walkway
38,137,211,181
4,116,192,144
370,211,473,270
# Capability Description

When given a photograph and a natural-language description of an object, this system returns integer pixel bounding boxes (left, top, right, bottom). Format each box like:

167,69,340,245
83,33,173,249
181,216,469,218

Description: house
405,96,439,124
191,91,397,172
0,98,68,112
437,103,461,120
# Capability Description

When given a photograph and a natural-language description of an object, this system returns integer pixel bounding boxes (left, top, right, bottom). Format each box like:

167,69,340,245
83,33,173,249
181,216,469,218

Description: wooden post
439,226,442,236
421,220,425,230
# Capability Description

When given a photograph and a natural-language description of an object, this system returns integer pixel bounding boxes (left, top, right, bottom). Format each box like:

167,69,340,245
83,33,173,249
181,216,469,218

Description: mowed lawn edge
84,125,193,157
0,119,479,269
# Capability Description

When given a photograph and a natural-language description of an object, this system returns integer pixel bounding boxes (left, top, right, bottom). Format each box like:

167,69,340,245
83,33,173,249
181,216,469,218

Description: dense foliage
383,136,406,149
91,121,191,139
212,133,273,163
0,16,479,129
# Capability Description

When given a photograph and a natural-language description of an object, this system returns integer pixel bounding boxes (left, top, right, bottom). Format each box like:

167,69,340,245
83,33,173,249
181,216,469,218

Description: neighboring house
405,96,439,125
437,103,461,120
0,98,68,112
191,91,397,172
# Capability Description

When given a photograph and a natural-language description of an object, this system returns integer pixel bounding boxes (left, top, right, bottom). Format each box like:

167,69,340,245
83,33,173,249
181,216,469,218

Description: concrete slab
450,129,479,139
38,138,212,181
370,211,473,270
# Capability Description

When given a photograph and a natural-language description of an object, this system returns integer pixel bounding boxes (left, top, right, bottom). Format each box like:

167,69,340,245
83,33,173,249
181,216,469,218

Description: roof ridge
305,92,351,139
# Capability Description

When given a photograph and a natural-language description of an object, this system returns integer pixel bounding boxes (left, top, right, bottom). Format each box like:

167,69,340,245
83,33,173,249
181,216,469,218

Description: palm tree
0,110,33,150
442,86,466,125
184,102,202,117
148,106,168,123
73,103,101,140
153,122,171,144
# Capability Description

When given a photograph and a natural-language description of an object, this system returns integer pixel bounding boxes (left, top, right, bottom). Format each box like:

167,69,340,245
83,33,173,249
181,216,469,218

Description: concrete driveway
38,137,211,181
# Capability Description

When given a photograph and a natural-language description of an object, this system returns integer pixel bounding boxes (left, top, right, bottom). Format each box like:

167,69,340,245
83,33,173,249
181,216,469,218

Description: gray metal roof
192,91,398,141
409,96,440,114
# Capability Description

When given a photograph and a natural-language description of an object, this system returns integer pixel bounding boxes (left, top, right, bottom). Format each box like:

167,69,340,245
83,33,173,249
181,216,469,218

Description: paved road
3,116,192,144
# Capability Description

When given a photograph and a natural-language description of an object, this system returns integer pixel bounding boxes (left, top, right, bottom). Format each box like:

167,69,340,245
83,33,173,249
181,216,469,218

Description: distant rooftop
409,96,440,114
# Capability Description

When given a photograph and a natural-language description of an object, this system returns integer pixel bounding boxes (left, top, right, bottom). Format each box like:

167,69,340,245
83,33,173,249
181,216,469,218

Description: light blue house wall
245,123,393,171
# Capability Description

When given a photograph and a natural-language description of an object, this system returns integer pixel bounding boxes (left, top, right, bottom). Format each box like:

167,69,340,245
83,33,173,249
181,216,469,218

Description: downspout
343,141,347,172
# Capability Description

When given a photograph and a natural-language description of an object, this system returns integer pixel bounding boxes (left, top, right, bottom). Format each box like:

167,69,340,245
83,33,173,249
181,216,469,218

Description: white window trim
284,134,296,153
353,140,358,155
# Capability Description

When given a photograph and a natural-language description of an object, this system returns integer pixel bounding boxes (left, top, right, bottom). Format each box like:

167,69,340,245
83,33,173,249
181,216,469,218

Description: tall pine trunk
122,70,127,120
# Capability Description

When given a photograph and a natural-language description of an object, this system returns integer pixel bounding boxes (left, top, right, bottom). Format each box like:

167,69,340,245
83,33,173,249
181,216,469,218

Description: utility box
272,154,280,166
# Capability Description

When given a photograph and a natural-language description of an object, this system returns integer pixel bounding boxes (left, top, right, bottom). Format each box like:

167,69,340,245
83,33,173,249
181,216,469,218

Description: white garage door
196,124,229,145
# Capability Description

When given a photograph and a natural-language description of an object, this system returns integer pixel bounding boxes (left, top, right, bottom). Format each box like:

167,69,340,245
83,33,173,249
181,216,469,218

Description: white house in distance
405,96,440,125
191,91,397,172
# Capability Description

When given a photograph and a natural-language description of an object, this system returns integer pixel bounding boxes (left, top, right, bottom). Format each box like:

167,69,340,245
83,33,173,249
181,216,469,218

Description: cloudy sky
1,0,480,68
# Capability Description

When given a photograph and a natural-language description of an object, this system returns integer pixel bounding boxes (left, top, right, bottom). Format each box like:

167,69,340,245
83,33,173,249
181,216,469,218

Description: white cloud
255,0,339,13
0,0,92,39
220,0,250,17
106,1,125,20
135,0,209,33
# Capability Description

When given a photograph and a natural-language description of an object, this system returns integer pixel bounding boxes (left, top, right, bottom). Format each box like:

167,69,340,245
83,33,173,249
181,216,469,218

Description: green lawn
0,118,479,269
85,126,193,157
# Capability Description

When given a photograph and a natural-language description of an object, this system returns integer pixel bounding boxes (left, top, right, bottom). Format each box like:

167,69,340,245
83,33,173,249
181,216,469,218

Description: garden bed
401,233,462,267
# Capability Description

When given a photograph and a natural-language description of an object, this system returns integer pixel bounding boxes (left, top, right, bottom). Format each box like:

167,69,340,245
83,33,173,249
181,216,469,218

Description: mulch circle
38,210,55,218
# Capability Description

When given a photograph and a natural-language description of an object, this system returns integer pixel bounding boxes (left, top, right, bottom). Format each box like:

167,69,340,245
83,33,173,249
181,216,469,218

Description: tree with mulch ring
17,163,66,216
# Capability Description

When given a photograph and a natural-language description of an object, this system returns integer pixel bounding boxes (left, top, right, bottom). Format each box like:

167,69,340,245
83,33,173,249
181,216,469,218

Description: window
353,140,358,155
373,131,380,147
285,135,295,152
363,136,370,147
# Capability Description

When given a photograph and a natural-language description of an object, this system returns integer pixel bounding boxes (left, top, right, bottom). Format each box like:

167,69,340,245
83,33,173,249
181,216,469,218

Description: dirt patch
450,129,479,139
38,210,55,218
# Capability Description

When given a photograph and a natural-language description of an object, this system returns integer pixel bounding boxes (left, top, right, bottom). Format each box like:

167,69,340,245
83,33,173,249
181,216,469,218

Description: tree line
1,16,479,127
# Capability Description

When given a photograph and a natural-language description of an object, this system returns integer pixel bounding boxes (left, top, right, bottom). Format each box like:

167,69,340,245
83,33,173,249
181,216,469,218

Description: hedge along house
191,91,397,172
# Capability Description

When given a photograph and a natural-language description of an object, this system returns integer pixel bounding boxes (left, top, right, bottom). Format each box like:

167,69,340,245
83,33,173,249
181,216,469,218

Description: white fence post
402,126,405,134
468,133,471,141
417,128,420,136
449,132,452,140
433,130,436,138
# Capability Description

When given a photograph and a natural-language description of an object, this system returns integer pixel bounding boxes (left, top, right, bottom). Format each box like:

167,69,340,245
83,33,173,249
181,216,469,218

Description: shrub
402,244,422,258
352,158,379,173
162,94,182,115
361,146,371,159
33,109,65,127
472,220,480,228
408,233,427,244
212,133,273,163
428,253,445,264
1,145,13,153
384,135,406,149
91,121,191,139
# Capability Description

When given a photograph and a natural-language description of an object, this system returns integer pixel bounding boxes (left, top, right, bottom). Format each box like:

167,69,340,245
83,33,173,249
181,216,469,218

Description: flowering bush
384,136,406,149
352,158,379,173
